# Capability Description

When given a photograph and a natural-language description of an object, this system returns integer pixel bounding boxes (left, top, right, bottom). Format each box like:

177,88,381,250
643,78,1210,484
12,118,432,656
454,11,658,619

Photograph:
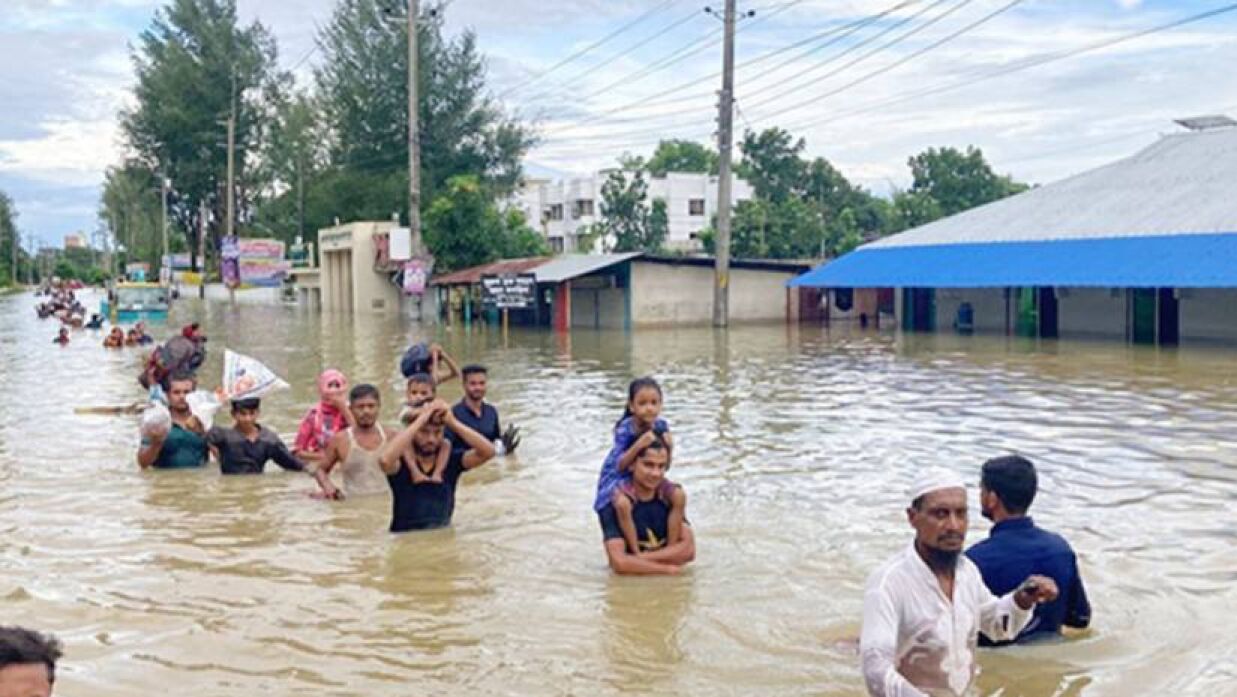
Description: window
572,199,594,218
545,204,563,221
688,198,705,216
550,237,564,253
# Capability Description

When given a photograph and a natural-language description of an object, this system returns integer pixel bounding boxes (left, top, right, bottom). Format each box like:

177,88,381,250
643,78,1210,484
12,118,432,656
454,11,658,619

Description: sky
2,0,1237,248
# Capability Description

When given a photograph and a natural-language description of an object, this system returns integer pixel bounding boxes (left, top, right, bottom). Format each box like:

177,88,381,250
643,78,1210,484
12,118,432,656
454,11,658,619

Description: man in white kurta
860,469,1059,697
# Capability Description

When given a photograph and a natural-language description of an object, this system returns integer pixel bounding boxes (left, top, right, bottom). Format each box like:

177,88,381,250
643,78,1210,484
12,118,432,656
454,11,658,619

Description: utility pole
161,176,170,282
408,0,423,257
712,0,737,328
199,200,208,299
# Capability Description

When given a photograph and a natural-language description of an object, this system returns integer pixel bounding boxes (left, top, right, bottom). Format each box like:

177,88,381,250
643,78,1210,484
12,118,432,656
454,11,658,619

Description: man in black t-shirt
378,398,496,532
447,364,520,455
599,439,695,575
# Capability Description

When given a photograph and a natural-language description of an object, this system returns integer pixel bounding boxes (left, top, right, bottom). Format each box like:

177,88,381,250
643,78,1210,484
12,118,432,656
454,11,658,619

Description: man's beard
921,543,961,573
414,441,440,458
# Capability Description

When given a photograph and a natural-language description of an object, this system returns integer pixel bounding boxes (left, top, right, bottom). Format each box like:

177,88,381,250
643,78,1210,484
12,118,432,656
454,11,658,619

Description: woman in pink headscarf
293,369,355,468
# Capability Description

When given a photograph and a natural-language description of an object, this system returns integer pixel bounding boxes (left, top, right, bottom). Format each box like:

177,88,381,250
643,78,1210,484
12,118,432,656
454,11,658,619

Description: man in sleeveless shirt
313,384,395,499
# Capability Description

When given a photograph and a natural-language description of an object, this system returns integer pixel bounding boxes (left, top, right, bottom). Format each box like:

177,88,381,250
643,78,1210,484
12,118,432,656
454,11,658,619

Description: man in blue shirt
967,455,1091,645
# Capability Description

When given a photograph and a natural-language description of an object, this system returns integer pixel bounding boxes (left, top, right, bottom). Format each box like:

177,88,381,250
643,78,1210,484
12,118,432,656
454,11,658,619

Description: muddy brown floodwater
2,290,1235,696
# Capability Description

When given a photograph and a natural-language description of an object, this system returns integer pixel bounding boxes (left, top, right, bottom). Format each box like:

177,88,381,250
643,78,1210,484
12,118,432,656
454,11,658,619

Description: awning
789,233,1237,289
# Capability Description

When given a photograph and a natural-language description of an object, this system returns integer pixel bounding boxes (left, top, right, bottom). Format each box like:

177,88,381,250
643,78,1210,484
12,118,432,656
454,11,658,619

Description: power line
539,0,921,135
750,0,1013,122
780,1,1237,133
523,7,704,105
497,0,680,98
741,0,963,110
533,2,1237,157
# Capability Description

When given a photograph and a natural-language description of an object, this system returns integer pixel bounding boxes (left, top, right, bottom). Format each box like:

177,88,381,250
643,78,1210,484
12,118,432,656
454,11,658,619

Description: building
790,117,1237,346
63,233,87,249
298,221,421,315
512,171,754,254
433,253,810,330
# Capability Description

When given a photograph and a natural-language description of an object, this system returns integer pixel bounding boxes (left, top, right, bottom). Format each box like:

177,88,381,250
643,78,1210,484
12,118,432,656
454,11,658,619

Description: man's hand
500,424,521,454
1014,575,1059,610
429,398,452,422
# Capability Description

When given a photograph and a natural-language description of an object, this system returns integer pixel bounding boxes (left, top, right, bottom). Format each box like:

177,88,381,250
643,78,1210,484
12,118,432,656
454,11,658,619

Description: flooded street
2,289,1235,696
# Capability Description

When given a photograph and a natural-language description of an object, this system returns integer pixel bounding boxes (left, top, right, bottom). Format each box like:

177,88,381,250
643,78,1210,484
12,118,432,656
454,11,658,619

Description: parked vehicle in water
102,282,171,323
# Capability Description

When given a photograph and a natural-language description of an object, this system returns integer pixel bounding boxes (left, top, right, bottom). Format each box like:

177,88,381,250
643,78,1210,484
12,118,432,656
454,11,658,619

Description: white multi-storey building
512,170,753,254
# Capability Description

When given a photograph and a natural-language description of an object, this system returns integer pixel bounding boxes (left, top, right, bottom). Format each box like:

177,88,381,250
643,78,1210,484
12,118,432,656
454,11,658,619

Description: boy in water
399,373,451,484
207,397,335,493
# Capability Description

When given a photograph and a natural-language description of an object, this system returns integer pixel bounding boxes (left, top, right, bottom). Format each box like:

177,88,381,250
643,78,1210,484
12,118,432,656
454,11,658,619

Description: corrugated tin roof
870,127,1237,249
789,233,1237,288
430,257,550,286
533,252,643,283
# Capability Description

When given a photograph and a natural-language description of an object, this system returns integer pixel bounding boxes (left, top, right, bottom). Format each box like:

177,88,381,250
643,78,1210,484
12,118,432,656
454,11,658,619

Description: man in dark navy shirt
967,455,1091,644
447,364,520,454
599,438,694,575
379,398,496,532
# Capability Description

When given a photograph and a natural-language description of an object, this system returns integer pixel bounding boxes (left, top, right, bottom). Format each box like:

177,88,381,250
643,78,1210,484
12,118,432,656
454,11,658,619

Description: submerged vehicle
102,282,171,323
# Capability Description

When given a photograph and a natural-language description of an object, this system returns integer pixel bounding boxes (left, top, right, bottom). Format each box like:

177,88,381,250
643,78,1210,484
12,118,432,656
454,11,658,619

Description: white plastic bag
140,401,172,438
185,390,222,430
222,349,289,401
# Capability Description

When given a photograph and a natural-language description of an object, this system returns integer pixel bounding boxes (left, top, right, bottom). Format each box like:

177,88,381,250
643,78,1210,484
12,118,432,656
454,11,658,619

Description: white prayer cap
908,468,967,503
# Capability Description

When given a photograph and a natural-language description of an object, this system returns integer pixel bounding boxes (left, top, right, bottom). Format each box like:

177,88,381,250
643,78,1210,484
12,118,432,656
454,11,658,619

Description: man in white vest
860,469,1060,696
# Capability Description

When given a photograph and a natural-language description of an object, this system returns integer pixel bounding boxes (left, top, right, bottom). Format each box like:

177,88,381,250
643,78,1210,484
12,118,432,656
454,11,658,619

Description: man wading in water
378,398,495,532
860,469,1059,697
600,437,695,576
312,384,394,500
136,372,208,470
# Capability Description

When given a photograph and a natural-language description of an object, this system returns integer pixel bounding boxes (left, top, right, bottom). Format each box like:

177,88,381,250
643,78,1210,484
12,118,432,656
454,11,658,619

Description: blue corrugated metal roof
789,233,1237,288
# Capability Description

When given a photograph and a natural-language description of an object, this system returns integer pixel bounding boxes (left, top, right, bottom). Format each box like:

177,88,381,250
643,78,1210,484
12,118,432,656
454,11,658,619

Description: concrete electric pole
712,0,737,328
408,0,423,257
161,176,170,281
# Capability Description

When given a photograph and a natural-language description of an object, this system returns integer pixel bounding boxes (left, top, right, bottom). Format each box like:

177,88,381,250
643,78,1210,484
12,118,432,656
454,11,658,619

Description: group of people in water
14,314,1097,697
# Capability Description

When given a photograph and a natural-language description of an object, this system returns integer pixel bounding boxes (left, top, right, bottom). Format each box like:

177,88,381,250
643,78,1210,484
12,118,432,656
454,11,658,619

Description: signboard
161,253,192,270
389,227,412,261
288,242,314,268
125,262,150,282
480,273,537,310
402,258,429,296
237,238,288,288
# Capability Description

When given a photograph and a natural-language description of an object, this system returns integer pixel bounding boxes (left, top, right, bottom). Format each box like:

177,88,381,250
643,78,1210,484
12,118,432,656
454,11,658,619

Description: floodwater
2,289,1235,697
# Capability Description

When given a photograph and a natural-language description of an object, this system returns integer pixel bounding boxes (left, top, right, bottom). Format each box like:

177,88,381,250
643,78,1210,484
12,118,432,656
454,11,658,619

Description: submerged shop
792,117,1237,346
433,253,811,330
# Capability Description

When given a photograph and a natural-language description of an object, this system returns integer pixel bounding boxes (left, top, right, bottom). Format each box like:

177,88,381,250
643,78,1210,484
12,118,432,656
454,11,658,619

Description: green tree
645,139,718,177
252,90,328,242
905,146,1029,219
598,170,664,253
0,191,22,286
121,0,283,268
423,175,545,272
99,164,170,270
312,0,535,229
737,128,808,203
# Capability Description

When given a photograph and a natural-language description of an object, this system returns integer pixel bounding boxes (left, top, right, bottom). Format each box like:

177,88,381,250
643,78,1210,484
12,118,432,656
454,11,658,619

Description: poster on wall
402,258,429,295
221,235,240,287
